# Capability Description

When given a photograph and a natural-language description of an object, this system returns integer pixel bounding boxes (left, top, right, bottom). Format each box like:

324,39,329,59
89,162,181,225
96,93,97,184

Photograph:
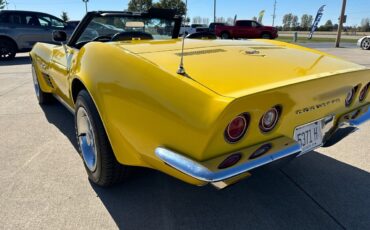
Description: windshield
77,15,176,44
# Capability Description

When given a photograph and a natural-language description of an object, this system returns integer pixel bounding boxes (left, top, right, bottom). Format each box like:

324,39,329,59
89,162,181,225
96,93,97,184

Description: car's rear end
115,39,370,188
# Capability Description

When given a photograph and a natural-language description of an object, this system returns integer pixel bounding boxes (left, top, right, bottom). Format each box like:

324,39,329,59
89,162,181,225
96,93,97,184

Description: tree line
127,0,186,16
281,13,370,32
0,0,6,9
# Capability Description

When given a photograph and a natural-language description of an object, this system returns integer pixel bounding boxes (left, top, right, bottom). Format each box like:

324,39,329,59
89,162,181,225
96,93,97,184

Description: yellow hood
116,39,365,98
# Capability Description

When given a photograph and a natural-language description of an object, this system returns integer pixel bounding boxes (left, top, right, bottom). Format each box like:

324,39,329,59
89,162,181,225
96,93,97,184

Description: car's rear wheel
0,38,17,61
361,38,370,50
75,90,130,187
261,33,272,39
32,65,53,104
221,32,230,39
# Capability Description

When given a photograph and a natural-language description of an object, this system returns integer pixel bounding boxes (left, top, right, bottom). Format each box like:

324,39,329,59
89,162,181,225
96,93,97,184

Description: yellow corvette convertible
30,9,370,189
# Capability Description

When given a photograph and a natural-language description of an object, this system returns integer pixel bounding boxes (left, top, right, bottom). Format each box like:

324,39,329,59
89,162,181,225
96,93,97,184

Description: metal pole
214,0,216,23
272,0,277,26
82,0,89,13
185,0,187,23
335,0,347,48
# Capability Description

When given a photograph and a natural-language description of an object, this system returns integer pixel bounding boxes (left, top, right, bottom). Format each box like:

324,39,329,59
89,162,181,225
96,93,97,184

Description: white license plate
294,120,323,153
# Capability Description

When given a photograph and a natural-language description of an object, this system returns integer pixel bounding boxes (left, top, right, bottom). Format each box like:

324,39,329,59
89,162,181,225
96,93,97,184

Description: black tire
32,65,53,104
261,32,272,39
221,32,230,39
361,38,370,50
0,37,17,60
75,90,130,187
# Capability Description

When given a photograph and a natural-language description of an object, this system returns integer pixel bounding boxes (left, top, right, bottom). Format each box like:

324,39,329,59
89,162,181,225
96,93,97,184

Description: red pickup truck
215,20,278,39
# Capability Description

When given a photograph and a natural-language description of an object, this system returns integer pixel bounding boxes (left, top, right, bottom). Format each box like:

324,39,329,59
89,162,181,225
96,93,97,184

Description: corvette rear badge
296,98,341,115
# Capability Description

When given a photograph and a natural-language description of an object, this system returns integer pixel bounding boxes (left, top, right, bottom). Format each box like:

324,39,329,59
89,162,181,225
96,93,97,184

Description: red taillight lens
218,153,242,169
225,114,249,143
259,106,281,133
359,83,369,102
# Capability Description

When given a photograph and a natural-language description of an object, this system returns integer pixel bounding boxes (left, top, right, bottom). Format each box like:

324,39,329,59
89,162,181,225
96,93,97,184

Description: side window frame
0,13,10,24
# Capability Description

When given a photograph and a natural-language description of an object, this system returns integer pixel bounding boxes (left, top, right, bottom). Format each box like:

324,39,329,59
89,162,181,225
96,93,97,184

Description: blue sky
5,0,370,26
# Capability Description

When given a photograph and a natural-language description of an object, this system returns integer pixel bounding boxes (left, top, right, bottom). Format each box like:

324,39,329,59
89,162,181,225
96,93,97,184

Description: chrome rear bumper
155,104,370,189
156,140,301,183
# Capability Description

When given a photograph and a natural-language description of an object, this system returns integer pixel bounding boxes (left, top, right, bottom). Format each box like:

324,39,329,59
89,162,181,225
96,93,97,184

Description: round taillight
225,114,249,143
259,106,281,133
218,153,242,169
359,83,369,102
249,143,272,159
345,88,355,107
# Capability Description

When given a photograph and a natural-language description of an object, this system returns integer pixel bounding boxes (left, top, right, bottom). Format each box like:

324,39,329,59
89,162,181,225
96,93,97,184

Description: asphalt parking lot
0,45,369,230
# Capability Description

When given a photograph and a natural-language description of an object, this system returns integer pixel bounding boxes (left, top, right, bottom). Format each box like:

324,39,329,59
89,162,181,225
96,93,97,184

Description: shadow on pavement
40,102,79,151
40,100,370,230
0,55,31,66
91,154,370,230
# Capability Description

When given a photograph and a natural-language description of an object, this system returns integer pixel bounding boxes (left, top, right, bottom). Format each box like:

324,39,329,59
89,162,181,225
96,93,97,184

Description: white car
358,36,370,50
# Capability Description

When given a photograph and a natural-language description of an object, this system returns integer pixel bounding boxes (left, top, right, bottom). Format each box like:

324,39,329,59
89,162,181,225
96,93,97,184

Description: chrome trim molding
155,141,302,183
53,94,75,114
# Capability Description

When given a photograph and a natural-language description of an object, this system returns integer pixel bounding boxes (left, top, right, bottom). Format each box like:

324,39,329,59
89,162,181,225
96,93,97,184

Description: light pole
272,0,277,26
184,0,187,24
82,0,89,13
214,0,216,23
335,0,347,48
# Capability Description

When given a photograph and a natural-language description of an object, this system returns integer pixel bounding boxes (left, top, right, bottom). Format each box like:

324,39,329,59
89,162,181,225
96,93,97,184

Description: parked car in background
0,10,75,60
358,36,370,50
179,23,208,36
65,20,80,30
208,22,226,33
215,20,278,39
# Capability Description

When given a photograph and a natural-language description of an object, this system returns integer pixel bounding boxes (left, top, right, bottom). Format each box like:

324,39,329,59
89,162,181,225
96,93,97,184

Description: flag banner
258,10,265,23
234,14,237,24
308,5,326,39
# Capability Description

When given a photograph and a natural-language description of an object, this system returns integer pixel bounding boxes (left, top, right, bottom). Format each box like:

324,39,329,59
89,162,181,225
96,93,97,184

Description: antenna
177,0,188,76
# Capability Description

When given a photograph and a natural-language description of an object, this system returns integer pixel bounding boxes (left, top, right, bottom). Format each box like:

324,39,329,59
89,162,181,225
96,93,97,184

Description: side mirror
53,30,67,43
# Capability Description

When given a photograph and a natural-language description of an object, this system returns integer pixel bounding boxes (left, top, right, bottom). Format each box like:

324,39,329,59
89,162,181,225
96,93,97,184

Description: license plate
294,120,323,153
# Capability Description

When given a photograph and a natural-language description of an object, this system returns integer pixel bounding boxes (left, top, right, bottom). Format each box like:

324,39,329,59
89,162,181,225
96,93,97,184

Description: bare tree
202,18,210,25
361,18,370,32
0,0,6,9
128,0,152,12
301,14,313,31
226,17,234,25
153,0,187,16
61,12,70,22
216,17,225,23
192,16,202,24
292,15,299,29
282,13,293,31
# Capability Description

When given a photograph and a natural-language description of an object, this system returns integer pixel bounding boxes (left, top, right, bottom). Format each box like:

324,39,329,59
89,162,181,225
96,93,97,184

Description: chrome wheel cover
362,38,370,50
32,66,40,99
77,107,98,172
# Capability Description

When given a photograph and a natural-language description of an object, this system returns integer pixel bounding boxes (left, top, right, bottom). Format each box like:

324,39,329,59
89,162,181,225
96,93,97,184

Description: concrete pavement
0,46,369,230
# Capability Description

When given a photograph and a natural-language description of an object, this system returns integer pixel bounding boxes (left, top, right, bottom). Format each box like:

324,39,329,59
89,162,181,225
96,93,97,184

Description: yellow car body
30,11,370,188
